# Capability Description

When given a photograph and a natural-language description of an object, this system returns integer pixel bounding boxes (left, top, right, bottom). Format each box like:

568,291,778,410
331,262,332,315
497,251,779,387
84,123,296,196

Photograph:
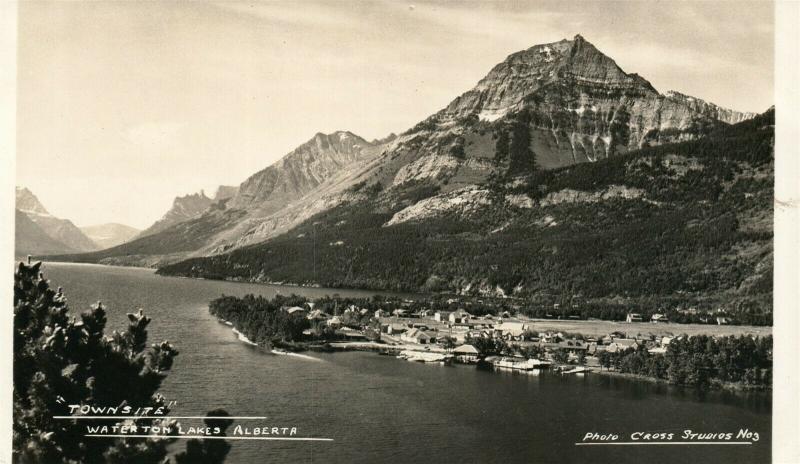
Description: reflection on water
38,263,771,464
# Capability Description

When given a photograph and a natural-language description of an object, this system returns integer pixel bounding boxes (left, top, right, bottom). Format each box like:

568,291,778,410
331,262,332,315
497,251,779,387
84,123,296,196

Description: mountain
39,131,379,266
45,35,760,271
15,210,78,257
79,223,141,249
229,131,372,211
136,185,239,238
359,34,754,193
158,108,774,323
16,187,98,253
137,191,214,238
207,131,377,251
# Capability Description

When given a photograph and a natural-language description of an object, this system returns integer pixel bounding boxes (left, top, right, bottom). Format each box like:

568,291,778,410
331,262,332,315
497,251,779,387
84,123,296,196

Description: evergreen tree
13,261,233,463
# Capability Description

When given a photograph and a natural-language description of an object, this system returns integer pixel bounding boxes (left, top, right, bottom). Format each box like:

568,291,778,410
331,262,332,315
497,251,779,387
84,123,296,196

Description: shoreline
44,261,773,335
592,369,772,392
219,321,770,395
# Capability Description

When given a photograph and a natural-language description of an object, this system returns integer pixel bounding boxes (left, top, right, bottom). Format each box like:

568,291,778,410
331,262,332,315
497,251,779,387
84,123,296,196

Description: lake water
38,262,771,464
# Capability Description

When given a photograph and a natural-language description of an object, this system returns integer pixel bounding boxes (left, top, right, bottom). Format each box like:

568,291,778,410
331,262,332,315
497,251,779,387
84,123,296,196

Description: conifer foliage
13,261,180,463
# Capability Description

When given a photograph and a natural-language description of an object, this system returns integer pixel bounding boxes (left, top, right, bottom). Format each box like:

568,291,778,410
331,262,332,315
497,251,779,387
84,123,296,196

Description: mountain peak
16,186,51,217
227,129,375,212
445,35,655,120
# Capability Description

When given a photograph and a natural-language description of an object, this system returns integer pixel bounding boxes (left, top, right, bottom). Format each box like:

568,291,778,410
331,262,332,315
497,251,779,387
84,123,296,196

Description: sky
16,0,775,229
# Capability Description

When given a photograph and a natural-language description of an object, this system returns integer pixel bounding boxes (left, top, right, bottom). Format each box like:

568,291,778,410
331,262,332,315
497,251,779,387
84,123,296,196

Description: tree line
598,334,772,389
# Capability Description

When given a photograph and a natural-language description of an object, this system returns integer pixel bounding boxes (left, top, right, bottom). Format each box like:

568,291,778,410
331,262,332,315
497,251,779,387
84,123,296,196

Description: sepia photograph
4,1,799,463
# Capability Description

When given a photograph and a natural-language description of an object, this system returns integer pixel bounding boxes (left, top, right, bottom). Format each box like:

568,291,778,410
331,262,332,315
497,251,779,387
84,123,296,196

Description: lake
37,262,771,464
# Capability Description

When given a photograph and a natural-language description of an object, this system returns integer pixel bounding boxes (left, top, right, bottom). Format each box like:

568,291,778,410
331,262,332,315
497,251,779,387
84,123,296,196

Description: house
385,323,407,335
449,310,472,324
374,309,386,318
716,317,732,325
307,310,330,321
651,313,669,323
557,340,589,352
612,338,639,348
401,328,431,344
392,309,408,317
326,316,342,328
587,342,604,355
626,313,643,323
434,311,452,322
285,306,306,315
453,344,480,362
339,327,367,340
493,321,528,341
606,338,639,353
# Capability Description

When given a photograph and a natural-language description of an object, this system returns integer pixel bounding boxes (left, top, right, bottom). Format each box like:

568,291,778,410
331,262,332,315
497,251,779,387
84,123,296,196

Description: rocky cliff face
138,191,216,238
16,187,50,216
445,35,656,120
229,131,374,212
15,187,98,252
368,34,756,186
213,185,239,201
138,185,239,239
663,90,756,124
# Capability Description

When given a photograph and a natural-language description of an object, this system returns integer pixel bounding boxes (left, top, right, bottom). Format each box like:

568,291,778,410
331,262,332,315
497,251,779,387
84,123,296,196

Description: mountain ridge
39,35,765,269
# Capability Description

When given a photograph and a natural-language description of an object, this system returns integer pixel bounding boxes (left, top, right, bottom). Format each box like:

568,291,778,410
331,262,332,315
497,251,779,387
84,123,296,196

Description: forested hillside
158,109,774,322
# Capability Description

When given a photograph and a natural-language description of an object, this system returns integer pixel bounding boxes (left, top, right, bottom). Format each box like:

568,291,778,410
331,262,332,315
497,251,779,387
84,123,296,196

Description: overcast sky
16,0,774,229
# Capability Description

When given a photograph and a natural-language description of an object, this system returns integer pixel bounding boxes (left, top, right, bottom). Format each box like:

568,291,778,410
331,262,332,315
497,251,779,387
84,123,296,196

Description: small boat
493,357,542,371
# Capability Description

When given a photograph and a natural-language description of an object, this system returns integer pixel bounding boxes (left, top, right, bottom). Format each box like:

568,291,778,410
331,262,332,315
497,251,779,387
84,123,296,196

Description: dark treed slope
158,109,774,323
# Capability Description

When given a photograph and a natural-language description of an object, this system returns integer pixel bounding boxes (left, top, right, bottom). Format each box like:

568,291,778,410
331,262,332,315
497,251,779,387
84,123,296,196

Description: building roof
612,338,639,347
403,328,430,340
453,344,480,355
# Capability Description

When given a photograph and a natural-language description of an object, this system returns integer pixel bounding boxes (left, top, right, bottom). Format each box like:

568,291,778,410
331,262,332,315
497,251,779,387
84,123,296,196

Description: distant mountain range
15,187,143,255
15,187,98,256
79,223,141,249
38,35,774,318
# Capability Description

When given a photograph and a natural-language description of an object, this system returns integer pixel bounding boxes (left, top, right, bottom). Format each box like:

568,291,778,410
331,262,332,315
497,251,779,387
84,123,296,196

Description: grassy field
521,318,772,338
379,316,772,339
